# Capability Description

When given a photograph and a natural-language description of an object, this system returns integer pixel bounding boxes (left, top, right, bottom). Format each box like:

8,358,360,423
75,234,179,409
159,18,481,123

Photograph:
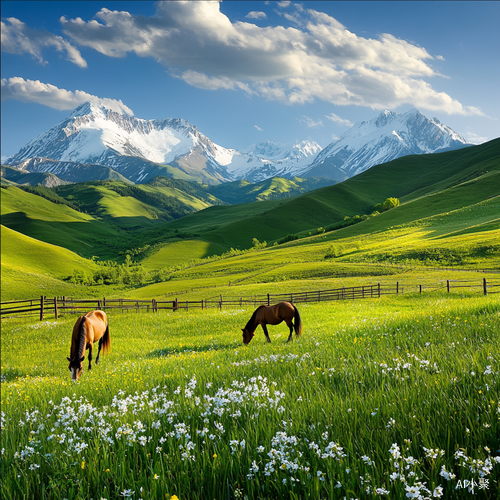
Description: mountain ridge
4,102,475,185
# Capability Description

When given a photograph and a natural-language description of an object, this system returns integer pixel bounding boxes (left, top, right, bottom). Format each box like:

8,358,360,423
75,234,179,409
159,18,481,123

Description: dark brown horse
67,310,110,380
241,301,302,345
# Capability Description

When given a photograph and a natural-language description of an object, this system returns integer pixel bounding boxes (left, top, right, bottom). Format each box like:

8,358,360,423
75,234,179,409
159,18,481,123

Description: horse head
241,328,254,345
67,355,85,380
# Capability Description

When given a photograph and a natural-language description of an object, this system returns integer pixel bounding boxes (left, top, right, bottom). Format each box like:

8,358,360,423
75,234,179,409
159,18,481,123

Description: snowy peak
307,109,471,178
245,139,321,161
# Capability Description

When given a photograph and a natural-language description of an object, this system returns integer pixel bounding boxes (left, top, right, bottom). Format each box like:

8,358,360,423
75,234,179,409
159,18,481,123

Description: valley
1,138,499,301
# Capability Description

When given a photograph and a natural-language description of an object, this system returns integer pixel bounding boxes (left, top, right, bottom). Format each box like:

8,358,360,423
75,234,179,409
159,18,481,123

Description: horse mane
244,305,265,332
75,316,87,361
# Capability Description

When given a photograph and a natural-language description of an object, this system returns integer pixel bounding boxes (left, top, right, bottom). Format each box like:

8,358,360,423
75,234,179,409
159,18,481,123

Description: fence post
103,297,106,309
396,282,399,294
97,300,101,310
40,296,44,321
378,283,381,298
483,278,487,295
173,299,178,311
447,280,450,293
54,297,58,319
419,284,422,294
267,293,270,306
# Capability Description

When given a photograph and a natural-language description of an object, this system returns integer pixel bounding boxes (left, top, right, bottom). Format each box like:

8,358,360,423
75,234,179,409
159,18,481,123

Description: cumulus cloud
246,11,266,20
1,77,134,114
1,17,87,68
17,0,480,116
325,113,353,127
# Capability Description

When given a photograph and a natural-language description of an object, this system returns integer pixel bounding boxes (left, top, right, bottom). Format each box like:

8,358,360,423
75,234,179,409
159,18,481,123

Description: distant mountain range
3,101,473,185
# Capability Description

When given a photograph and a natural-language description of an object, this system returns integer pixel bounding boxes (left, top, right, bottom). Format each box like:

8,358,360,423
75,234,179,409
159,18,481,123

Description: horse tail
293,305,302,337
102,317,111,355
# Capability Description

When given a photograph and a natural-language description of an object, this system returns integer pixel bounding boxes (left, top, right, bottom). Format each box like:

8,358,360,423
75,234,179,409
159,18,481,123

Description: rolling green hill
151,138,500,250
0,225,100,299
207,176,336,204
0,185,127,259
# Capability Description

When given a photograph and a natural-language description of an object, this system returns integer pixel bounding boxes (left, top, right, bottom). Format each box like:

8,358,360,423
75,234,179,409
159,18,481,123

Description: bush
324,244,343,259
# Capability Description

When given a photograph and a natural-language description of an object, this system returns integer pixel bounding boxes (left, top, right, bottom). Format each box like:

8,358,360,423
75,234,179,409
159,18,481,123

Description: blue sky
2,1,499,158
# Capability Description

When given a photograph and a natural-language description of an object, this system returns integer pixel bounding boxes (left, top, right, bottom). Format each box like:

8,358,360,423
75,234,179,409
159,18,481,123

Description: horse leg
262,324,271,343
87,343,93,370
95,338,103,365
286,320,294,342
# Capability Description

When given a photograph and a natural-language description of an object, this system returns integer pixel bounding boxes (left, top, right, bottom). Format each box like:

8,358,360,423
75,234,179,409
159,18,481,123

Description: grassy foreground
1,293,499,499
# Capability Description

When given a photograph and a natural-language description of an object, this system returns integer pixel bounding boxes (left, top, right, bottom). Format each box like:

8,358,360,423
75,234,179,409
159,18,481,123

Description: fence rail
1,277,498,320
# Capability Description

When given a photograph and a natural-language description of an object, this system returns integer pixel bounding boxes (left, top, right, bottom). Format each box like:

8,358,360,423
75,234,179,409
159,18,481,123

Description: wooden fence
1,278,498,320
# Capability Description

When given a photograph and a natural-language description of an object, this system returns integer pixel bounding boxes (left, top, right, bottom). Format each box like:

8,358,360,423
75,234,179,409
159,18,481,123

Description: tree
382,197,400,211
374,197,400,212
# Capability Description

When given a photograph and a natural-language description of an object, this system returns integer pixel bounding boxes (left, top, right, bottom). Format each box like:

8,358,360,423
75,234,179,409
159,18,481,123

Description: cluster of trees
20,185,83,212
69,262,149,286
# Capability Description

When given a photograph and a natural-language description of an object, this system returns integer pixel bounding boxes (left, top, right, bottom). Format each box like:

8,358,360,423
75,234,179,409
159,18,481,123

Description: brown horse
67,310,110,380
241,301,302,345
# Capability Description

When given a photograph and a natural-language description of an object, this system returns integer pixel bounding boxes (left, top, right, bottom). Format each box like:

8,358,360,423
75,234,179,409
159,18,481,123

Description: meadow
1,292,499,499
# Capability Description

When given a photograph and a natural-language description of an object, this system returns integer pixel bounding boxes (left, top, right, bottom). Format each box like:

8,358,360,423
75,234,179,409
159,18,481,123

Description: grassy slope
159,138,500,249
207,176,336,204
0,225,100,299
1,186,126,258
140,239,228,270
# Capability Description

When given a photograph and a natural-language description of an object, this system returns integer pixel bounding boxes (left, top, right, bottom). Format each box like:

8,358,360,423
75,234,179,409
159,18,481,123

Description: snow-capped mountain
237,140,322,181
4,103,472,186
305,109,472,180
4,102,272,184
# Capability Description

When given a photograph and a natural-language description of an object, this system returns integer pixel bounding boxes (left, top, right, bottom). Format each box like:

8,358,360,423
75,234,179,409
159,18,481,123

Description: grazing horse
242,301,302,345
67,310,110,380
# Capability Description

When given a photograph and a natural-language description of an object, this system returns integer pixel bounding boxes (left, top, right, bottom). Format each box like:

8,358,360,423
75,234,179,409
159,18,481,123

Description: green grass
140,240,229,270
1,186,127,258
1,294,499,499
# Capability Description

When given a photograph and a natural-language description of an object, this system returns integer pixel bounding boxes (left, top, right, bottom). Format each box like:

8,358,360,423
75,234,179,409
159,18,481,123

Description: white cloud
254,125,263,131
1,17,87,68
299,115,323,128
246,11,267,20
325,113,353,127
51,1,482,116
278,1,291,8
1,77,134,114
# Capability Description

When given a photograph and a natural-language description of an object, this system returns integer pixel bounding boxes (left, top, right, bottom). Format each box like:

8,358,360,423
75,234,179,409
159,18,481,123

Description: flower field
1,293,499,499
